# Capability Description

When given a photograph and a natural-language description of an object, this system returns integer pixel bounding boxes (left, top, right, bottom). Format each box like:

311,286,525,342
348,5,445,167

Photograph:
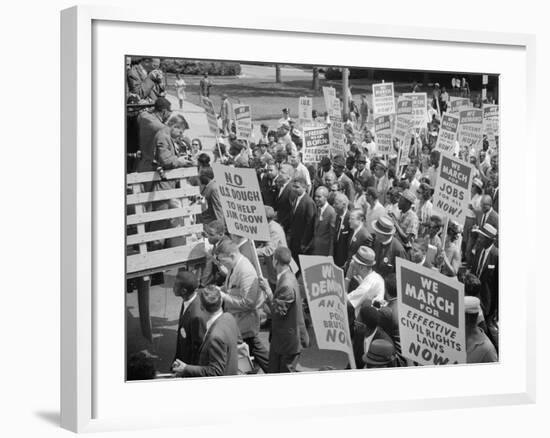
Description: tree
312,67,320,91
275,64,282,83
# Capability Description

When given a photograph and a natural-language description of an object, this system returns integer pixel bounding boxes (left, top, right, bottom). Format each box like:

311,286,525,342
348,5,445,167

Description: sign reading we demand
396,258,466,366
212,164,270,241
299,255,355,368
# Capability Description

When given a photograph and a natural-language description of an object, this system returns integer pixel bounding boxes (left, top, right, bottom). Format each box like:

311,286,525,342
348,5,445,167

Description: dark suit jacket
153,127,186,191
182,313,239,377
260,174,277,208
475,208,499,230
200,180,224,225
344,225,373,271
353,326,393,369
333,211,351,268
137,111,165,174
174,296,207,365
473,245,499,316
269,270,304,356
288,194,317,259
275,183,294,234
310,203,337,256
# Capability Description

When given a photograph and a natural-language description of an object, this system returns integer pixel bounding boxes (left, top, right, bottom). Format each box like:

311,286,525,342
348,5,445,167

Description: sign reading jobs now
396,258,466,366
299,255,355,368
212,164,270,241
432,153,474,224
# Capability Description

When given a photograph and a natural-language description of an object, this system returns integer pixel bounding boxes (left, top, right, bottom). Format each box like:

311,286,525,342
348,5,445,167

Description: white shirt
348,270,385,316
278,180,290,198
318,202,328,220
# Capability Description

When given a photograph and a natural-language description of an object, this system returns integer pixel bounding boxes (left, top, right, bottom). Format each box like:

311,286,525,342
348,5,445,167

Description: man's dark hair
205,219,225,235
154,96,171,112
384,273,397,299
292,176,308,187
464,273,482,297
214,238,238,257
358,303,380,330
199,166,214,184
273,246,292,266
200,286,223,313
175,270,198,295
198,153,210,167
365,187,379,199
127,351,156,381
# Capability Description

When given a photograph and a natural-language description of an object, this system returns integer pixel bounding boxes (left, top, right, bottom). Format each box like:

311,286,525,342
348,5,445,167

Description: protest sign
298,96,313,126
483,104,499,135
323,86,341,118
434,113,460,154
234,104,252,141
303,125,331,164
432,153,474,224
403,92,428,129
458,109,483,152
393,97,413,144
299,255,355,368
449,97,471,114
399,128,413,167
396,257,466,366
372,82,396,115
200,96,219,135
374,114,393,155
212,164,270,241
330,115,346,155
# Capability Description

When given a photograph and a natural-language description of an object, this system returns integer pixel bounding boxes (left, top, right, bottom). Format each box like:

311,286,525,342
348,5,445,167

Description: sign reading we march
372,82,395,115
396,258,466,366
434,113,460,154
432,153,474,224
212,164,270,241
234,104,252,141
299,255,355,368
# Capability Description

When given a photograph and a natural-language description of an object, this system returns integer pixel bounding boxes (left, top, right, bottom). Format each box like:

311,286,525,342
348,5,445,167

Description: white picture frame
61,5,536,433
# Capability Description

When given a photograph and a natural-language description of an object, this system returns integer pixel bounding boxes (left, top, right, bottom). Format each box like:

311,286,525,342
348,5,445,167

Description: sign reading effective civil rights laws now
372,82,395,115
396,258,466,366
434,113,460,154
432,153,474,224
212,164,270,241
299,255,355,368
303,125,331,164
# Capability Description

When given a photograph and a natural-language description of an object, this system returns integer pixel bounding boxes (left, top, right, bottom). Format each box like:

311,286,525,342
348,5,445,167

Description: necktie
337,216,343,240
476,249,486,277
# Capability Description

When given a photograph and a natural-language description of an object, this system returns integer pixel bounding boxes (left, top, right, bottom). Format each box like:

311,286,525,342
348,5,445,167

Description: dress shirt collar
206,310,223,333
182,292,197,313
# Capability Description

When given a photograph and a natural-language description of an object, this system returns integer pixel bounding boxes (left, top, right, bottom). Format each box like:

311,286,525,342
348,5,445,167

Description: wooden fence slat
126,224,203,246
127,242,206,274
126,167,198,184
126,186,200,205
126,205,202,226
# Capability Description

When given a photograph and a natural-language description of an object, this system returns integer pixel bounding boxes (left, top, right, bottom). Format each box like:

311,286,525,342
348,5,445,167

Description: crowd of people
126,66,499,380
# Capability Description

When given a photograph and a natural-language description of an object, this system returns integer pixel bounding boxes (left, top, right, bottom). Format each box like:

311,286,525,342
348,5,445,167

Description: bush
160,59,241,76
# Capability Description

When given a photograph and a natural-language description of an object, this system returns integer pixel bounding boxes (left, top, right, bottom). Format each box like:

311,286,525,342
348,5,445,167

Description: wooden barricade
126,167,206,341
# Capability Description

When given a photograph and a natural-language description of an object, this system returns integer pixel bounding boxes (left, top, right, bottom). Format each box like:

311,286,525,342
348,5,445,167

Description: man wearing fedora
332,154,355,205
470,223,499,326
345,246,376,293
464,296,498,363
347,247,385,314
371,215,408,279
352,303,394,369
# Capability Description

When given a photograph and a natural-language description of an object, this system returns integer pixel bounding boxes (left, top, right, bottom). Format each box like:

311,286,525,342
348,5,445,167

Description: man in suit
199,166,224,225
471,223,499,325
332,154,355,205
371,215,408,279
259,159,279,207
274,165,295,235
259,247,308,373
215,239,269,372
288,177,317,266
171,270,207,366
172,286,239,377
310,186,336,256
200,220,228,287
345,208,373,272
333,192,351,268
256,206,288,287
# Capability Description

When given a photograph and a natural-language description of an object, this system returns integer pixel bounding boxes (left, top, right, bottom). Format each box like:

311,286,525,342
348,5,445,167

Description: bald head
480,195,493,213
314,186,329,207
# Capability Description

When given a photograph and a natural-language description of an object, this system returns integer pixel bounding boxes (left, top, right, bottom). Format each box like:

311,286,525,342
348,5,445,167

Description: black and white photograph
125,57,500,380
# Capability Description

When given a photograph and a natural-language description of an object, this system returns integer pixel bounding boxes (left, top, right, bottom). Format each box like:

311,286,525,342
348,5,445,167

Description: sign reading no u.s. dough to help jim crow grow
396,257,466,366
212,164,270,241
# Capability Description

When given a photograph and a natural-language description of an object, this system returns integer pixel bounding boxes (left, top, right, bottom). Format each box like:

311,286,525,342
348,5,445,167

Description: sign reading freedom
432,153,474,224
212,164,270,241
396,258,466,366
303,126,330,164
299,255,355,368
200,96,219,135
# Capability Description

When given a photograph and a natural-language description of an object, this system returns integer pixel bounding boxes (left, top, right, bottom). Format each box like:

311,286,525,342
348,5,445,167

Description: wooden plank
126,224,203,246
126,186,200,205
127,242,206,274
125,257,205,280
126,167,198,184
127,204,202,225
131,184,148,255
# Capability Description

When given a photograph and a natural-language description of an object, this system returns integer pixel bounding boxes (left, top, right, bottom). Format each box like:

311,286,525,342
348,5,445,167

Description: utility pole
342,67,350,118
